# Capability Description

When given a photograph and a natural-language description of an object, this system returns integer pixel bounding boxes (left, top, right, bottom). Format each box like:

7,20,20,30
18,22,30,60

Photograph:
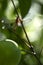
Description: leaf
0,0,8,18
0,40,21,65
41,5,43,14
18,0,32,18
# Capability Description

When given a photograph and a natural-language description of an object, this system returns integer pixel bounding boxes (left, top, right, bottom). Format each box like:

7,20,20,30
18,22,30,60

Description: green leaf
0,40,21,65
41,5,43,14
0,0,8,18
18,0,32,18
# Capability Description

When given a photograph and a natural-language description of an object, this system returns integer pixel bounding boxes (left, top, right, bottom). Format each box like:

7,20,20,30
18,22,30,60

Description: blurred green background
0,0,43,65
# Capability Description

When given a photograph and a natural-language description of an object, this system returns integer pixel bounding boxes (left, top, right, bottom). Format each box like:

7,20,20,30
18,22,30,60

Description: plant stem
9,0,42,65
20,19,34,52
11,0,34,52
1,18,42,65
34,54,42,65
11,0,19,17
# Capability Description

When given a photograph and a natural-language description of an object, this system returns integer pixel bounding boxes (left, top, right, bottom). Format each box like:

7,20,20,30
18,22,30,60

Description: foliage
0,0,43,65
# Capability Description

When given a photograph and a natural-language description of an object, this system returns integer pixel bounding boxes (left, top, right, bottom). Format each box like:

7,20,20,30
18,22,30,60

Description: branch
11,0,34,52
1,18,42,65
11,0,19,17
6,0,42,65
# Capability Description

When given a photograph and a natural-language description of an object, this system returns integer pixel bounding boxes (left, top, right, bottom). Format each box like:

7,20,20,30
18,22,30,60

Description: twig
11,0,19,17
1,18,42,65
11,0,34,53
34,54,42,65
19,19,34,52
9,0,43,65
22,49,42,65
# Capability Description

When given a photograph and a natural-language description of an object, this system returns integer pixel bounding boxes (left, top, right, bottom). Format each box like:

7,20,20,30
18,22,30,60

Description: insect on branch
10,0,42,65
11,0,33,51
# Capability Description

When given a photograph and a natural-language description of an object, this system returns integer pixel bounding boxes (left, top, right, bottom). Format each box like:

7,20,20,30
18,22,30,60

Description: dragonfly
0,0,43,41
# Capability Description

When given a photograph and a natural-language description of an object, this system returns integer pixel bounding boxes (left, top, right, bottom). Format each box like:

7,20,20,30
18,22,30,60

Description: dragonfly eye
16,16,19,24
15,17,21,26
